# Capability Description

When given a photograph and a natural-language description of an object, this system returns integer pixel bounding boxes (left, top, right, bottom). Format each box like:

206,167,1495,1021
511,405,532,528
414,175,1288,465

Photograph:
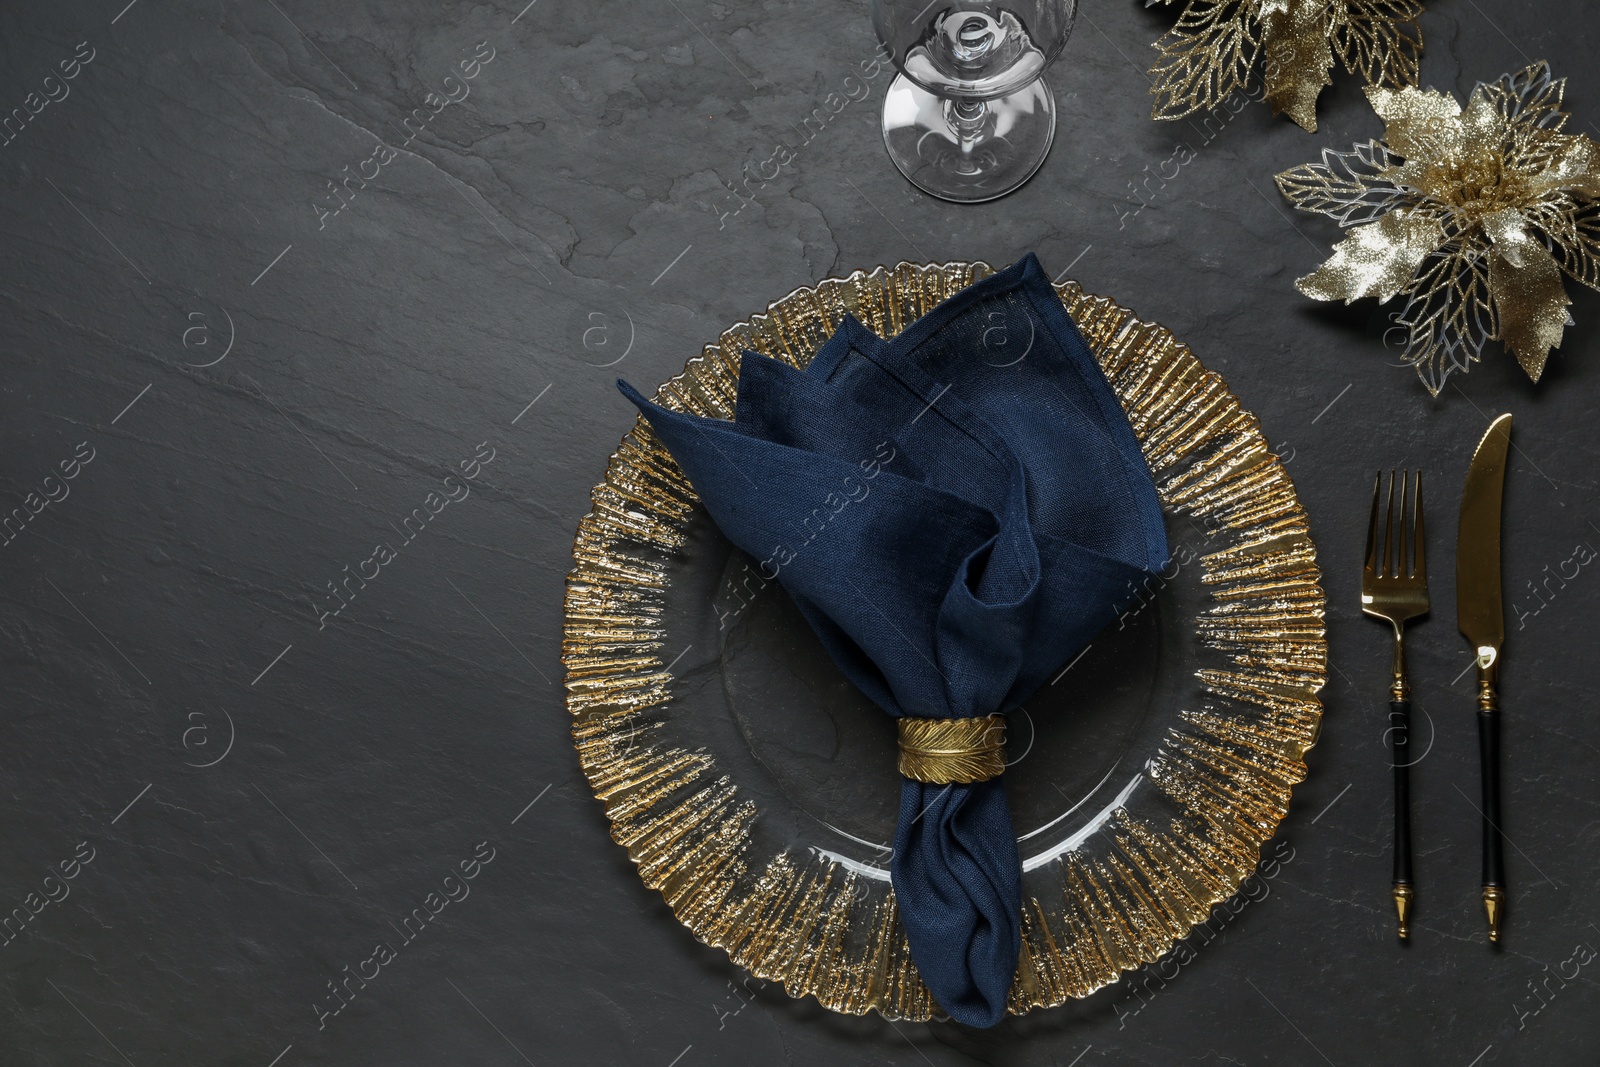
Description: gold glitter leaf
1365,83,1464,159
1295,212,1445,303
1532,135,1600,201
1489,240,1570,382
1261,0,1333,131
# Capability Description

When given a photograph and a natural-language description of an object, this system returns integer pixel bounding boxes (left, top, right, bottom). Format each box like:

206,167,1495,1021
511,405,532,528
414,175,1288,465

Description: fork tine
1364,473,1381,575
1398,468,1410,577
1413,469,1426,581
1383,469,1396,578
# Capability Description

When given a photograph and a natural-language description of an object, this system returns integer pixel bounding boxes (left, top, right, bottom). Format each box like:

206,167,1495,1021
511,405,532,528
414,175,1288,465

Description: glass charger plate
563,262,1326,1020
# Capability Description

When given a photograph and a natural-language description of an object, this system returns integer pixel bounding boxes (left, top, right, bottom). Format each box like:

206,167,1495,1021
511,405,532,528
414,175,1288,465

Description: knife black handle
1391,700,1413,886
1478,705,1506,941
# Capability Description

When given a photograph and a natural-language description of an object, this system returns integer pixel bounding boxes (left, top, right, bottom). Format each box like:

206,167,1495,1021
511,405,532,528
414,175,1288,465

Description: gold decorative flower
1277,62,1600,393
1148,0,1424,132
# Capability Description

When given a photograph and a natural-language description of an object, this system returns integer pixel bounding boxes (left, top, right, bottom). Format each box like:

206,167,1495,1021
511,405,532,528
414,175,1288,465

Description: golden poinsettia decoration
1277,62,1600,394
1147,0,1424,132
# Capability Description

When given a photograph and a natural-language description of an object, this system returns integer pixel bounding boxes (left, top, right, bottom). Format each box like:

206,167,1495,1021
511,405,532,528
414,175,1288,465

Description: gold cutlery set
1362,414,1514,945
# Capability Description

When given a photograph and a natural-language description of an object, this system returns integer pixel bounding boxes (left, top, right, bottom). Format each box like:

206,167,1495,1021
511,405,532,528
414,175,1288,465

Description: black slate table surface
3,1,1597,1064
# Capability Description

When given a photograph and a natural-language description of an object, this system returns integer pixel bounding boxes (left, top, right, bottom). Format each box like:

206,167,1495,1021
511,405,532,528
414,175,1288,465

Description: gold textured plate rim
562,261,1327,1020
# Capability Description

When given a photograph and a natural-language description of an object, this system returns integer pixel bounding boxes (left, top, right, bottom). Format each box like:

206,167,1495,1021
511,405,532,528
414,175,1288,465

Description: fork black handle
1479,704,1506,942
1390,699,1413,938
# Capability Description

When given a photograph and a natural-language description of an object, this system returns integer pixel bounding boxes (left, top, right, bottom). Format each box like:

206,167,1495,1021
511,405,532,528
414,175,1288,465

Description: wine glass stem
949,99,988,151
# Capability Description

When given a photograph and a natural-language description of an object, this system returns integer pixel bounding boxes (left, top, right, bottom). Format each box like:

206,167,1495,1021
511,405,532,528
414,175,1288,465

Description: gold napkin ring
897,714,1007,784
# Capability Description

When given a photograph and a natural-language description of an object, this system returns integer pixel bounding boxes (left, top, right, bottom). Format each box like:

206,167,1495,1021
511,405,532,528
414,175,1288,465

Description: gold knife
1456,412,1513,943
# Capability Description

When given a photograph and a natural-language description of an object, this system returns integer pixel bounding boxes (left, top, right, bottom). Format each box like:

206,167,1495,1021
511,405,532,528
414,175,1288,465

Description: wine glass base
879,73,1055,204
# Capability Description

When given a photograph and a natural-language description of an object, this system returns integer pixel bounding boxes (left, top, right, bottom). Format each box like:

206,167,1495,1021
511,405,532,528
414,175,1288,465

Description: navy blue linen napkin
618,254,1168,1026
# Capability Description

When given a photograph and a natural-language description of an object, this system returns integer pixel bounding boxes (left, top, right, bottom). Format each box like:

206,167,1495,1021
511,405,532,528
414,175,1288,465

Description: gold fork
1362,470,1428,940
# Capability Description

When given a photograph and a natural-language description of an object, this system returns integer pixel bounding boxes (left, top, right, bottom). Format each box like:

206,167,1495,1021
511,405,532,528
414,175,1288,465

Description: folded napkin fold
618,254,1169,1026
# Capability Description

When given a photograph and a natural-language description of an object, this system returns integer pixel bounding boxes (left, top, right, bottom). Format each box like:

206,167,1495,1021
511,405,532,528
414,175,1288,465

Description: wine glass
870,0,1077,203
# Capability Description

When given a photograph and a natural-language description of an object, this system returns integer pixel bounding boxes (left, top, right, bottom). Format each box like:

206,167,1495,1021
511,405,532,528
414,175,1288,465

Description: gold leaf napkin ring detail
897,715,1007,784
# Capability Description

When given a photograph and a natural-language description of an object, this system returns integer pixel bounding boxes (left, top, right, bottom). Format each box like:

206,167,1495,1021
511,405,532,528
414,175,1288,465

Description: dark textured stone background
2,0,1596,1063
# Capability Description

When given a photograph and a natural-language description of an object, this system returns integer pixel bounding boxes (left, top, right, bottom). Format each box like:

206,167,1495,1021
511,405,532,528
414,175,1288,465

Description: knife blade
1456,411,1512,943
